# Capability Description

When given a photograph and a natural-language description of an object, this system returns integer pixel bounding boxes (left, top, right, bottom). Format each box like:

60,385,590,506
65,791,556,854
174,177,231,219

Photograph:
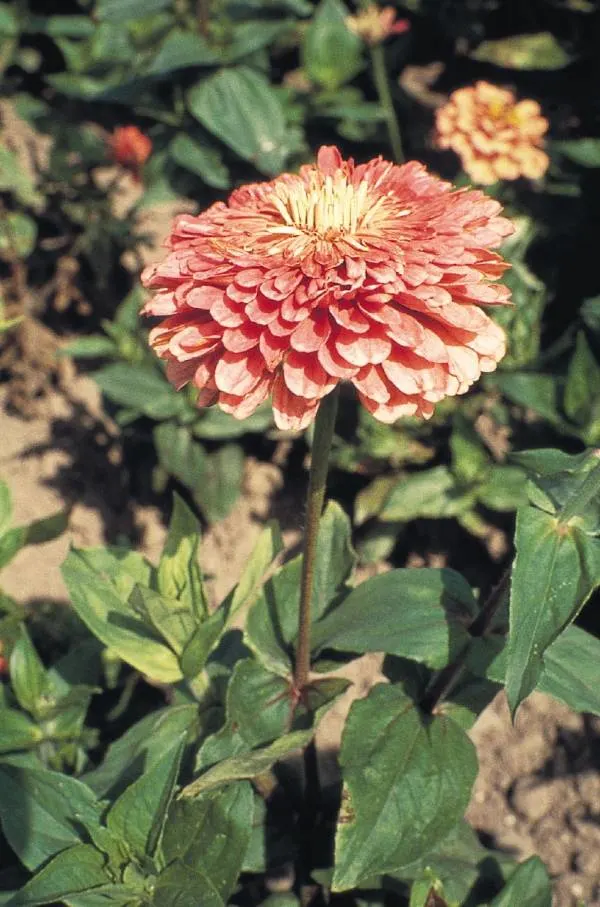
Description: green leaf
180,610,226,679
477,465,528,512
153,423,206,497
152,861,223,907
332,685,478,891
313,568,476,669
553,138,600,167
157,493,206,621
196,444,244,523
489,856,552,907
0,527,25,570
93,363,185,420
225,520,284,621
96,0,171,23
193,404,272,439
496,373,568,432
379,466,474,522
449,419,489,486
564,330,600,426
0,480,13,539
0,213,37,260
60,336,117,359
83,705,197,800
0,148,43,208
506,506,600,714
9,844,108,907
169,134,230,190
302,0,363,91
470,32,571,69
23,508,69,546
27,15,95,37
245,502,356,675
0,765,101,871
62,549,183,683
9,627,46,716
0,3,19,36
162,782,253,902
130,585,195,657
181,730,313,797
0,709,43,753
106,732,187,862
187,66,290,175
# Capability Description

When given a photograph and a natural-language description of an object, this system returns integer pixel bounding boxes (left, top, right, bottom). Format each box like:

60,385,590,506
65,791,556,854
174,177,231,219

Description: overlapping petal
435,81,549,185
142,145,514,430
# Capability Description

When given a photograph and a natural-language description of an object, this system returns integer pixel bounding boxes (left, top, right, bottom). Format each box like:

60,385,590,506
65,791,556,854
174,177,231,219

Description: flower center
269,174,387,240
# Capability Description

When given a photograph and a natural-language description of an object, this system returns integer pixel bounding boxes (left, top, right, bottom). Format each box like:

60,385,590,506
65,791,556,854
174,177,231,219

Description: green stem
370,43,404,163
557,452,600,525
294,389,339,693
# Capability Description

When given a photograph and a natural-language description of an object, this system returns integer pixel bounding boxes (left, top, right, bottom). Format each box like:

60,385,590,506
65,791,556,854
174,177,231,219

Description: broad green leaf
0,147,43,208
477,465,527,512
187,66,290,175
246,504,357,675
181,730,312,797
313,568,476,669
496,373,568,432
93,363,185,420
23,508,69,547
74,546,153,600
449,419,488,485
379,466,474,522
96,0,171,23
564,330,600,426
196,444,244,523
225,520,284,620
0,3,18,36
470,32,570,69
169,134,230,190
62,550,183,683
152,861,223,907
332,684,478,890
157,493,206,621
9,627,46,716
489,856,552,907
0,527,25,569
193,404,272,440
0,709,43,753
162,782,253,902
302,0,363,91
130,585,195,656
153,423,206,498
506,506,600,714
106,732,187,862
83,705,197,800
553,138,600,167
27,15,95,37
510,448,592,478
9,844,108,906
180,610,226,678
0,213,37,259
354,475,398,526
0,765,101,870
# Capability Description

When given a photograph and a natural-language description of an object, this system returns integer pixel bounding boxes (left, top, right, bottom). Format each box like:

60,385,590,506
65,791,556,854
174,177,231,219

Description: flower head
109,126,152,180
347,4,410,45
435,81,549,185
141,146,514,430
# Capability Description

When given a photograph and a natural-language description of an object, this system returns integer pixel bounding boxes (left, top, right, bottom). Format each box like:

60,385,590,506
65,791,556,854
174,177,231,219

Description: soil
2,377,600,907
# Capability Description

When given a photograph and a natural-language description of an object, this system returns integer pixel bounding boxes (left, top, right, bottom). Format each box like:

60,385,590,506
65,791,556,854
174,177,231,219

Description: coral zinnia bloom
109,126,152,180
435,81,549,185
347,5,410,45
141,146,514,430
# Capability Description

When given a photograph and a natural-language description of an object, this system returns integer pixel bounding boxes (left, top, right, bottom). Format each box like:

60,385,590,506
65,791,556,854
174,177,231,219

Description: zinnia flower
141,146,514,430
347,5,410,45
109,126,152,180
435,81,549,185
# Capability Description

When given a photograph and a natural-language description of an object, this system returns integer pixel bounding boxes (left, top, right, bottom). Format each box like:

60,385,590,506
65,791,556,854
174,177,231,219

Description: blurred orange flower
435,81,549,185
109,126,152,180
347,4,410,45
142,145,513,431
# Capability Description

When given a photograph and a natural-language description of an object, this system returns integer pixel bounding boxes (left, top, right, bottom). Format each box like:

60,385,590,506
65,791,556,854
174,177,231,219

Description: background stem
370,43,404,163
294,389,339,693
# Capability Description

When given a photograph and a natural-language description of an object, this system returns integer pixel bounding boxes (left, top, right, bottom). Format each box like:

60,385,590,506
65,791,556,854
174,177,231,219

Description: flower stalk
370,43,404,163
294,388,340,694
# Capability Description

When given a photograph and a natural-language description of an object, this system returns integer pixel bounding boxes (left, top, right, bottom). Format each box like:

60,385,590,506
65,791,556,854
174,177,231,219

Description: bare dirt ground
2,378,600,907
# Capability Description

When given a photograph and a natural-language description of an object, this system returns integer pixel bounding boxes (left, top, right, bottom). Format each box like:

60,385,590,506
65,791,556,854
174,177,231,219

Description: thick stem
294,389,339,693
421,566,511,714
370,43,404,163
557,451,600,525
